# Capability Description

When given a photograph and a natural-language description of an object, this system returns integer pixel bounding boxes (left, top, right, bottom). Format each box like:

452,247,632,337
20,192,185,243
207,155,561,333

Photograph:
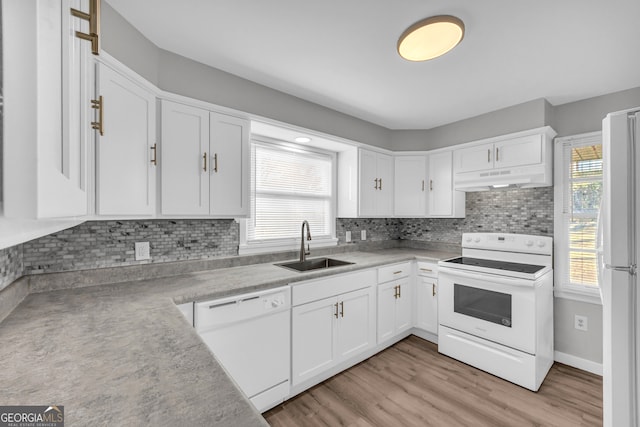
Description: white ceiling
106,0,640,130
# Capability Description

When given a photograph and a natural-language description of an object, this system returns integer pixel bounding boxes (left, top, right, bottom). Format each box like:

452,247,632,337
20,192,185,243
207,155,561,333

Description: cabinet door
337,287,375,361
160,101,209,215
359,149,378,216
377,281,397,343
96,63,156,215
428,151,454,216
394,156,426,217
416,277,438,334
292,296,337,386
494,134,542,169
209,112,250,216
376,153,394,216
395,279,413,333
454,142,494,173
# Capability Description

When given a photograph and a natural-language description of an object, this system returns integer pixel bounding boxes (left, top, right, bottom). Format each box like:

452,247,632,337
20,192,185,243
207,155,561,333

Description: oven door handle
439,266,534,287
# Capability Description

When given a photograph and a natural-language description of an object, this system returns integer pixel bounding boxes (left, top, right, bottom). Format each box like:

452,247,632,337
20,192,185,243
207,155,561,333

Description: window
239,138,337,254
554,132,603,303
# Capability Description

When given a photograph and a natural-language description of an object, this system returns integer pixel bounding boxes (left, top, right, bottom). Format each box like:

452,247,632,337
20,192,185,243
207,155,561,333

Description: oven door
438,266,536,354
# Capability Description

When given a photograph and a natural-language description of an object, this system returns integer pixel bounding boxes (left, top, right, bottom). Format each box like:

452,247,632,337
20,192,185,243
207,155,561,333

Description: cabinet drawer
378,262,412,283
417,261,438,277
292,269,376,306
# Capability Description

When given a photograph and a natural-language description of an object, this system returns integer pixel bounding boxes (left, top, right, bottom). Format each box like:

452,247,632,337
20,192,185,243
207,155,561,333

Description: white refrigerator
601,107,640,427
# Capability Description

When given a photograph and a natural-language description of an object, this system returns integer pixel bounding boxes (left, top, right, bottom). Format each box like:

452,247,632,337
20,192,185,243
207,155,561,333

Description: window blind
247,142,333,242
560,140,603,289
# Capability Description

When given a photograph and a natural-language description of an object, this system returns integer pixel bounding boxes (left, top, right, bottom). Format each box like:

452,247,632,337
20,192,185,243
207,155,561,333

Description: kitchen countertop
0,248,456,426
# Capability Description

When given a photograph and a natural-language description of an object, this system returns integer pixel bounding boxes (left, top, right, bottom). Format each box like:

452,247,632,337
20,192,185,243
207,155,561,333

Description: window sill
239,238,338,256
554,288,603,305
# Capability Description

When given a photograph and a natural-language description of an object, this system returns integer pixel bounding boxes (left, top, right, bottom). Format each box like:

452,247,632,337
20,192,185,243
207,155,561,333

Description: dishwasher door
195,286,290,412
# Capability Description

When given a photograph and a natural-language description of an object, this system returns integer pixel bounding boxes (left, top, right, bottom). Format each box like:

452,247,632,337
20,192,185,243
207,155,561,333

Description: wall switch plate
574,314,588,331
345,231,351,243
361,230,367,241
135,242,151,261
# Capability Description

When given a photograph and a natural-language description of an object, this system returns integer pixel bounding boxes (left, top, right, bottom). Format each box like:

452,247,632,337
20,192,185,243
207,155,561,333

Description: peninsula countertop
0,248,457,426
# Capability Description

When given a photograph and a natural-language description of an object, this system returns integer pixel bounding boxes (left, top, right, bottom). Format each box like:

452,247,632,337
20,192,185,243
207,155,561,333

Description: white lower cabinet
415,261,439,336
291,269,376,388
377,262,413,344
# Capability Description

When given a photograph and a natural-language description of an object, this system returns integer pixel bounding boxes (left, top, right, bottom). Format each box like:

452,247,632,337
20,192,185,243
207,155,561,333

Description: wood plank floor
264,336,602,427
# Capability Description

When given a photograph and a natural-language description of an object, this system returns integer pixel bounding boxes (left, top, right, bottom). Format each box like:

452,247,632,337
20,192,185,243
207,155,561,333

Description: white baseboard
554,351,603,376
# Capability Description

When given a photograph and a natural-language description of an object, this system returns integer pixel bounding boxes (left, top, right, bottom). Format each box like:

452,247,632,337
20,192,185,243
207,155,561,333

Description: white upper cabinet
394,156,427,217
338,148,393,218
493,134,543,169
160,101,210,216
160,100,249,217
455,134,544,174
209,112,250,217
453,127,556,191
4,0,89,218
95,63,156,216
427,151,465,218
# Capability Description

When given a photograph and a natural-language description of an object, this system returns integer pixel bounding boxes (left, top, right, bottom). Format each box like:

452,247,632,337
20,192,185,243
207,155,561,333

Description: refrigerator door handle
605,264,637,275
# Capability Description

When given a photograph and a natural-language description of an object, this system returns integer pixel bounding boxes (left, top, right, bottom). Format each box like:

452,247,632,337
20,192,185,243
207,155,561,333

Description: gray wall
101,3,392,150
551,86,640,137
391,98,551,151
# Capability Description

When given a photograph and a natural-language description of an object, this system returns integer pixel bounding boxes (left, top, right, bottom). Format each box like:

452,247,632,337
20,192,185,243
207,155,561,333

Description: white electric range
437,232,554,391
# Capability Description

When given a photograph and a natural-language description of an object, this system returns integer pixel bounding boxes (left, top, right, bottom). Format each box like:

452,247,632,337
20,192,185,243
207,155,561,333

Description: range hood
452,126,556,192
454,162,552,192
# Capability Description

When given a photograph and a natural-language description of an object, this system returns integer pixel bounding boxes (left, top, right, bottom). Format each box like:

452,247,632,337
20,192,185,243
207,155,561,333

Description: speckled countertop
0,248,457,426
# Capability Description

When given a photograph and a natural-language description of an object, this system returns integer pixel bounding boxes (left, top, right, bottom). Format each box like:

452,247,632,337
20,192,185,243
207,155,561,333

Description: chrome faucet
300,220,312,262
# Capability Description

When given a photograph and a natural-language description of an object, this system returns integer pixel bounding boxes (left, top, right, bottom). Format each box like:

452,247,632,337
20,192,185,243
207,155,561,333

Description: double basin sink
276,257,354,272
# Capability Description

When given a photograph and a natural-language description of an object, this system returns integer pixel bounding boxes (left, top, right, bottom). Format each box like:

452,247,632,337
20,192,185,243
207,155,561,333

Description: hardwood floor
264,336,602,427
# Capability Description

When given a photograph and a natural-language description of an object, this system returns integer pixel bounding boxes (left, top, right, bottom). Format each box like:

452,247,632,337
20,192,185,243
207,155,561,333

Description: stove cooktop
443,257,546,275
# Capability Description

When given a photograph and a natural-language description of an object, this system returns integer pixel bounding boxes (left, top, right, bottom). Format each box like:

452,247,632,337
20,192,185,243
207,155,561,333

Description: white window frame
238,136,338,255
554,131,603,305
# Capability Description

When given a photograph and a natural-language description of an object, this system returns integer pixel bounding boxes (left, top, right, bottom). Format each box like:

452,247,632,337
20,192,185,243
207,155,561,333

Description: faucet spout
300,220,312,262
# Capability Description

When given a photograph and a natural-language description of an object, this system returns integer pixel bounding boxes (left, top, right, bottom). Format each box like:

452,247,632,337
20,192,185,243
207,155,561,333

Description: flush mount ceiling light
294,136,312,143
397,15,465,61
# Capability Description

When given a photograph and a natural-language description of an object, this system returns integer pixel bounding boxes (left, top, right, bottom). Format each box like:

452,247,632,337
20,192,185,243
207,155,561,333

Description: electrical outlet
345,231,352,243
361,230,367,241
135,242,151,261
574,315,588,331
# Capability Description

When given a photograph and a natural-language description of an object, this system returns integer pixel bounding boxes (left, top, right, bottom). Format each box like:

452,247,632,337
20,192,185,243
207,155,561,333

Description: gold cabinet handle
429,179,433,191
488,148,491,162
91,96,103,136
379,178,382,190
150,144,157,165
393,270,402,275
422,180,425,191
496,147,499,162
334,302,339,319
213,153,218,173
203,152,207,172
420,268,433,272
70,0,101,55
393,285,398,299
432,283,437,296
397,284,401,298
374,178,379,190
340,301,344,318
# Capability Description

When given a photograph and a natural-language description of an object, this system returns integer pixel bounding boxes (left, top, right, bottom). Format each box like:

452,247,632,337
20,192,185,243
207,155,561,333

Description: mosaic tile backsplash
0,246,22,291
0,186,553,291
21,219,239,275
398,187,554,244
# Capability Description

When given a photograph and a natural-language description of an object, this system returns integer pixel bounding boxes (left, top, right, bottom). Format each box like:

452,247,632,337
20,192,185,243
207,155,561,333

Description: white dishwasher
195,286,290,412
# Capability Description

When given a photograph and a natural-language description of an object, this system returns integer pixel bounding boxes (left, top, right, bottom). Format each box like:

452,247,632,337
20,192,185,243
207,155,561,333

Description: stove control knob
474,237,481,243
536,240,546,248
525,240,534,247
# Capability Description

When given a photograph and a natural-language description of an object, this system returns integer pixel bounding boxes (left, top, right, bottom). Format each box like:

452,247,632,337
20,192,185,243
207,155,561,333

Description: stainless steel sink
276,257,354,272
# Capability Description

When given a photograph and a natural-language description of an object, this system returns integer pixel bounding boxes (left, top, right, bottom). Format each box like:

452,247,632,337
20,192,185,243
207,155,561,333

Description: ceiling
105,0,640,130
